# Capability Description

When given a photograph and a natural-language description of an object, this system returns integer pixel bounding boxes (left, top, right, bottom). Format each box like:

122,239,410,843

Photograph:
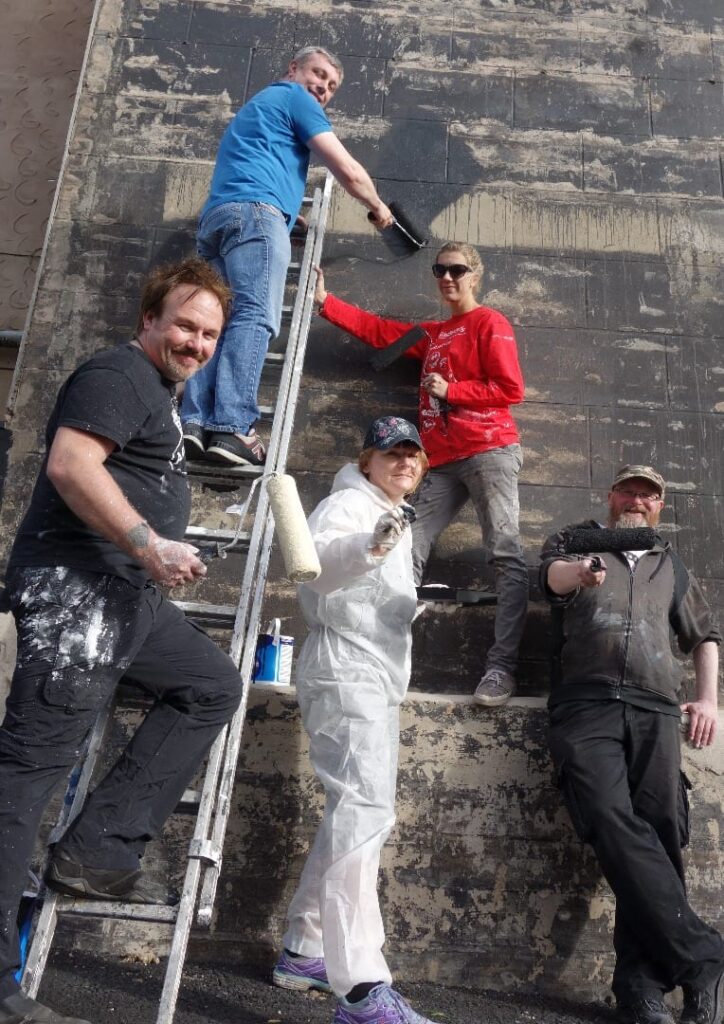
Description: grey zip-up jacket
540,520,721,707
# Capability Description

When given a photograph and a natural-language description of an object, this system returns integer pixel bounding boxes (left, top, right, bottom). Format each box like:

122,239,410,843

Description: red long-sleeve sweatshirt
320,294,525,469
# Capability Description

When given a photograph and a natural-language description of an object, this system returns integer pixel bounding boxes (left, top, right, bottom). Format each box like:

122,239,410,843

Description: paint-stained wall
0,0,722,999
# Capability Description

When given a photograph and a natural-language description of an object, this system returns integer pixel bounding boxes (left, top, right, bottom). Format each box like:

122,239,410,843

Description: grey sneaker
474,668,515,706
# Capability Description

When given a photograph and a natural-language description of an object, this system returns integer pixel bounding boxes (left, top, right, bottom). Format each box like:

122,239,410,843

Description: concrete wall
0,0,722,1000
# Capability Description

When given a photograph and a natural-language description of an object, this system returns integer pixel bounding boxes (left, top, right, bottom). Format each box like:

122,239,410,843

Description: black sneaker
617,998,675,1024
182,422,208,460
206,430,266,467
46,849,178,906
682,964,724,1024
0,991,92,1023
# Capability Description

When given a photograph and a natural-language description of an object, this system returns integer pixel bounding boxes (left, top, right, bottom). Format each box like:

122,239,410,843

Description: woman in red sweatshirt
314,241,528,705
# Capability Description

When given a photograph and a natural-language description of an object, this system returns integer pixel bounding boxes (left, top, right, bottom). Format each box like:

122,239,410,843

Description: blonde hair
358,445,429,497
436,242,483,294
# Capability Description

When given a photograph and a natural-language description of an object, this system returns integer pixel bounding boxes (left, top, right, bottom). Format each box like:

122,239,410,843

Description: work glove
370,507,410,553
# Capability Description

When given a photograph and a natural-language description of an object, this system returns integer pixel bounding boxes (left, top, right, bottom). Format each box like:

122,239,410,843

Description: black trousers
549,699,724,1004
0,567,242,997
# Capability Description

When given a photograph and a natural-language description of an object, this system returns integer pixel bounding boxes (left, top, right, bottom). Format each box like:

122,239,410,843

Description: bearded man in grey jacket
540,464,724,1024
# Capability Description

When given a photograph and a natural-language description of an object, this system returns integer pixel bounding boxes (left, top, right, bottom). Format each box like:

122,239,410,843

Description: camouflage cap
611,464,666,498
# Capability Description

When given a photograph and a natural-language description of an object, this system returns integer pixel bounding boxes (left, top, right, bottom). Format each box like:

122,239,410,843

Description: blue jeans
182,201,291,435
411,444,528,674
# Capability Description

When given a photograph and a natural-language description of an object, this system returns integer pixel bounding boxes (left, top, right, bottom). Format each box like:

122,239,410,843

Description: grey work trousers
412,444,528,674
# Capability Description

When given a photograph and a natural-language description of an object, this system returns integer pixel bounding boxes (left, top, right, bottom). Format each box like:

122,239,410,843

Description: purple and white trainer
272,949,332,993
333,984,434,1024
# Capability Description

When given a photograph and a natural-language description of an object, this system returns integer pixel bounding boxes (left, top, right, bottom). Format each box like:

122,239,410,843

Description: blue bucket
253,619,293,685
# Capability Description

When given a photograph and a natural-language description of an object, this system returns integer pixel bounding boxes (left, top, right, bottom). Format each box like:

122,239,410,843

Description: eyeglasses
613,488,662,503
432,263,471,280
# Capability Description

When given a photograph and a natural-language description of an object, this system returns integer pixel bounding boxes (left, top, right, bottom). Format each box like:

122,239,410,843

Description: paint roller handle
366,202,394,230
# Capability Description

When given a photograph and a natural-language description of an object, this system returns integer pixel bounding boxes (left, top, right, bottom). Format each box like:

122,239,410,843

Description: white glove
370,507,409,553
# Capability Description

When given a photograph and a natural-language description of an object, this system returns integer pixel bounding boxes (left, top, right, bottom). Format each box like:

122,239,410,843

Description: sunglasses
432,263,472,280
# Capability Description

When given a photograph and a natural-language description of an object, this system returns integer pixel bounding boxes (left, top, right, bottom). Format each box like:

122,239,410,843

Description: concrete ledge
212,685,723,999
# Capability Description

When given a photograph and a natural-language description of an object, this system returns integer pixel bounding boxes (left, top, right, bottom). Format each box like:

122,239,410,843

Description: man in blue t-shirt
181,46,394,468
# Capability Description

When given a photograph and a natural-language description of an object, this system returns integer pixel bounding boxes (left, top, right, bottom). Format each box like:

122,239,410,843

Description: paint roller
558,526,660,571
266,474,321,583
201,473,320,582
368,201,429,252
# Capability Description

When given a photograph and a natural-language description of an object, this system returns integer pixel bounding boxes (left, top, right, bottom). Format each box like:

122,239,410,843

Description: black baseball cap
363,416,423,451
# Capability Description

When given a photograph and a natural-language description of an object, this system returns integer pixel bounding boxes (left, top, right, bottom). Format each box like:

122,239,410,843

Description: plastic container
253,619,293,685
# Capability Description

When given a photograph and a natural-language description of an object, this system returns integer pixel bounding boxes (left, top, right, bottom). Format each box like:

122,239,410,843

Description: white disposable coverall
282,462,417,996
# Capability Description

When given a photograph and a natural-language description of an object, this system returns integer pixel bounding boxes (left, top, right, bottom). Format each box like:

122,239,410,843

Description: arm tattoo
127,521,151,549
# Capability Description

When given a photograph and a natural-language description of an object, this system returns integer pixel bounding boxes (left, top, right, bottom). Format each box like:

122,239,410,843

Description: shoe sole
473,691,513,707
46,865,174,905
272,968,332,993
183,435,206,458
206,444,263,467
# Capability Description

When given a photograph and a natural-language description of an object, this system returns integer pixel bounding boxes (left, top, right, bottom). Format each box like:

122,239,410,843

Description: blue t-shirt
202,82,331,230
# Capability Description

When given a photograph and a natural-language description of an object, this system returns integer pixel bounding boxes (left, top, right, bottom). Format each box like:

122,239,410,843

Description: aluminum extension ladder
22,172,335,1024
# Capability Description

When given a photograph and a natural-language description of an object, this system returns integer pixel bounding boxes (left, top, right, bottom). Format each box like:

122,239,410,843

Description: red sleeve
320,294,430,359
446,312,525,408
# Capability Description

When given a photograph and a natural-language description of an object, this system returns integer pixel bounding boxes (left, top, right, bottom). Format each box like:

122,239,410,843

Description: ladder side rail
157,185,328,1021
154,709,229,1024
22,701,115,996
194,177,333,921
258,186,324,477
271,172,334,476
195,511,276,925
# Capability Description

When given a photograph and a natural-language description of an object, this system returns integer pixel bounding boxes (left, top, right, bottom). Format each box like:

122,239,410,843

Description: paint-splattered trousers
549,700,724,1006
411,444,528,674
0,566,242,997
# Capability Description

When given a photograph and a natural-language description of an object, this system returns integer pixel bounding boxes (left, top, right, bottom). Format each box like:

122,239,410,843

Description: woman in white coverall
273,416,435,1024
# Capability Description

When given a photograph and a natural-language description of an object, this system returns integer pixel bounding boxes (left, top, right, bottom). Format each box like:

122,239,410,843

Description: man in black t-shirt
0,259,243,1024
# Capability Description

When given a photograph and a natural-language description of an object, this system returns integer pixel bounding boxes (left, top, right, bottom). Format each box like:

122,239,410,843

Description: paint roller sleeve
266,475,321,583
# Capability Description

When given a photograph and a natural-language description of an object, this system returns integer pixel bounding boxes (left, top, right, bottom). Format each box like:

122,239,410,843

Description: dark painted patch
514,72,651,136
589,408,723,495
451,22,581,73
583,137,722,197
384,66,514,124
651,78,724,139
647,0,721,28
297,7,452,61
120,38,249,104
188,3,289,49
320,55,386,118
666,335,724,413
448,129,583,189
335,117,452,182
520,326,668,408
580,29,714,80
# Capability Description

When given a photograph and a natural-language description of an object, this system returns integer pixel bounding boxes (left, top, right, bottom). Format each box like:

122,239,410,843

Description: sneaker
0,991,92,1023
46,849,178,906
206,430,266,467
473,667,515,706
617,998,674,1024
272,950,332,993
682,964,724,1024
182,422,208,460
333,983,434,1024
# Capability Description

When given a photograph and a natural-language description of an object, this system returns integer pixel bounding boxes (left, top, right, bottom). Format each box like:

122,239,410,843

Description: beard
609,509,661,529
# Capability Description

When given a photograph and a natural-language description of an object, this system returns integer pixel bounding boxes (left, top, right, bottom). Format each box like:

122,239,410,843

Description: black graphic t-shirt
8,344,190,585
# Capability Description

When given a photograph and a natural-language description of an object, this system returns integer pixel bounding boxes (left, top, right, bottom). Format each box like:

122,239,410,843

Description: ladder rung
173,601,237,627
265,352,285,365
176,789,201,811
54,898,178,923
417,586,498,606
185,526,250,548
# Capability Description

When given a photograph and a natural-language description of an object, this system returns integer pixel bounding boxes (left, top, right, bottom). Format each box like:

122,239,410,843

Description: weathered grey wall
0,0,722,1000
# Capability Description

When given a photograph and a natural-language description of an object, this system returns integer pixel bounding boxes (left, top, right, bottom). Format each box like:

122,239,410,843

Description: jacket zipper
617,557,635,697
